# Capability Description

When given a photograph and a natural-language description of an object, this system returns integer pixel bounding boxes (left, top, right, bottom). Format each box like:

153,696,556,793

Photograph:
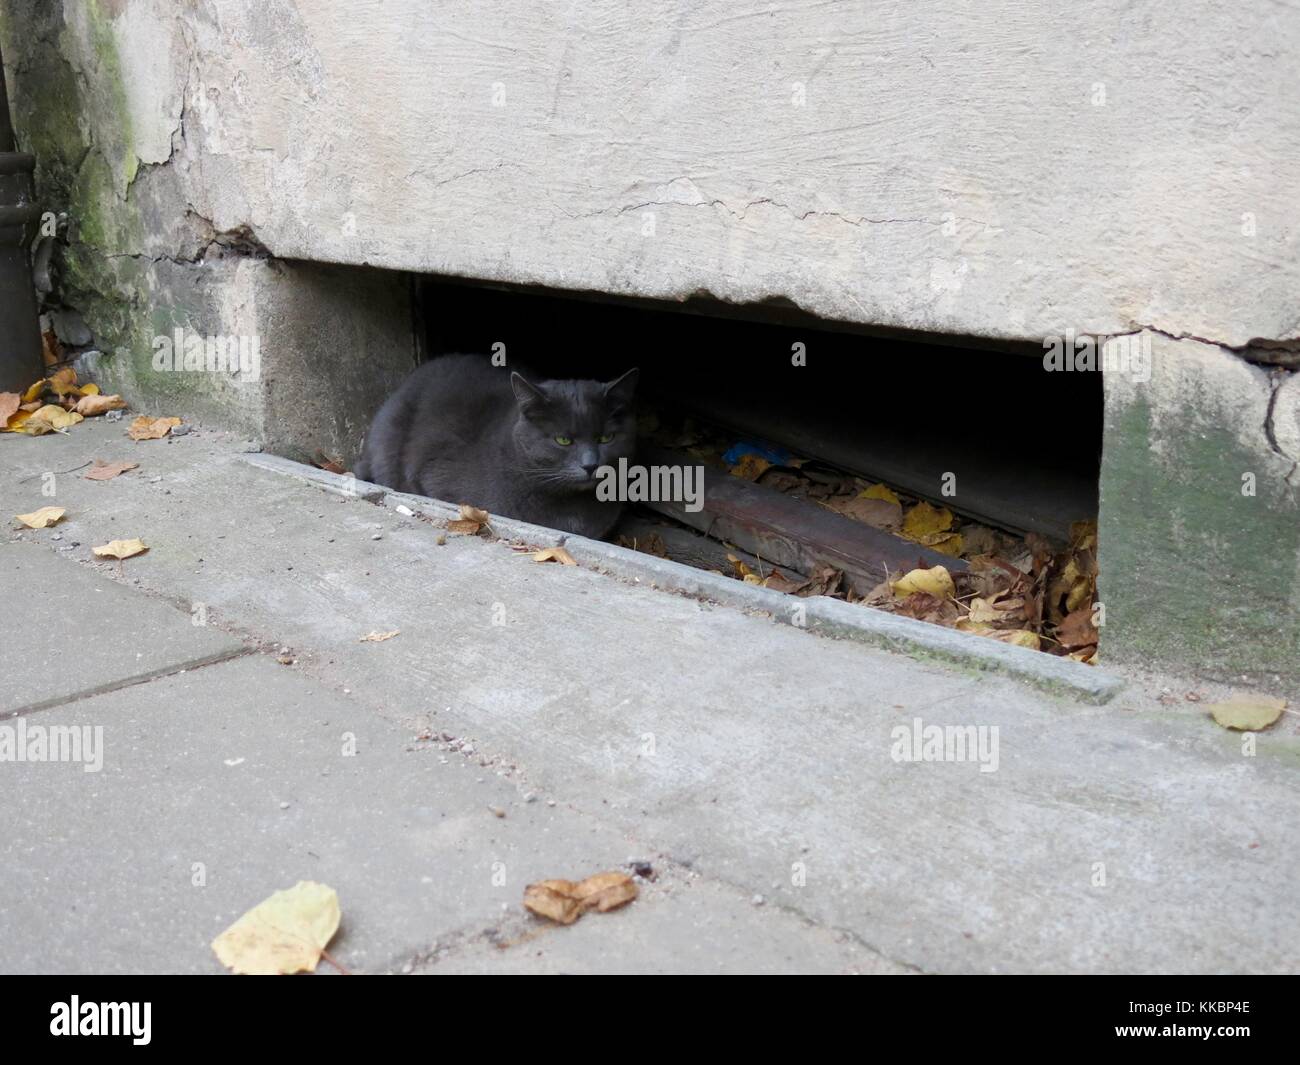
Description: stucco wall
12,1,1300,344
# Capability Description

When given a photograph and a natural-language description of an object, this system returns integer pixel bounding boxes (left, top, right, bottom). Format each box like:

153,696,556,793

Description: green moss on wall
1099,384,1300,692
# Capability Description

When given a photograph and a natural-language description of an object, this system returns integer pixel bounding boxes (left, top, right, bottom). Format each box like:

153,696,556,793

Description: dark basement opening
416,276,1104,660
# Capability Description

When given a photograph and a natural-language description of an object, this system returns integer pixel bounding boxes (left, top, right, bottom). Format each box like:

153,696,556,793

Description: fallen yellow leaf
92,538,148,560
16,404,83,435
860,482,901,505
2,409,33,433
892,565,955,600
902,501,954,542
531,547,576,565
127,415,182,440
995,630,1041,651
48,366,79,396
21,379,46,404
211,881,341,976
924,531,964,558
1208,695,1286,732
358,629,400,642
16,506,66,529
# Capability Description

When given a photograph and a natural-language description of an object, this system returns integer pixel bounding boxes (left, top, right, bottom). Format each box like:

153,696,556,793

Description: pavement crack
1,646,254,721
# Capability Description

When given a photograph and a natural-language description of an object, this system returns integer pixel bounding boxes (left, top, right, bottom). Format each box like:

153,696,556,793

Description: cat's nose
581,460,600,477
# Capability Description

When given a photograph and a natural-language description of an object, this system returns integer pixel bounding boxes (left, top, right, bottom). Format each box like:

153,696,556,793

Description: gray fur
355,354,638,539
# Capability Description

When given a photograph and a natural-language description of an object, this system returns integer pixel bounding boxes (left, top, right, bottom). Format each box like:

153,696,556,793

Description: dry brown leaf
725,551,752,579
447,503,490,534
48,366,79,396
826,494,903,529
0,392,18,426
964,597,1004,625
211,881,341,975
92,538,148,560
1057,606,1099,650
74,392,128,417
897,591,959,624
358,629,400,643
83,459,139,481
762,569,806,594
522,880,585,925
960,525,1003,557
127,415,182,440
16,506,66,529
730,453,772,481
532,547,576,565
572,871,639,912
312,451,346,475
796,565,846,599
523,871,638,925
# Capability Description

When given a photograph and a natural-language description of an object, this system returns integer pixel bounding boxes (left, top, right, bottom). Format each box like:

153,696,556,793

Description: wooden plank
638,446,964,595
614,512,802,581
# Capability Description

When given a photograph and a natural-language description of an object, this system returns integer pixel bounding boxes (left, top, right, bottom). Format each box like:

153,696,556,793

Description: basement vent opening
415,276,1103,661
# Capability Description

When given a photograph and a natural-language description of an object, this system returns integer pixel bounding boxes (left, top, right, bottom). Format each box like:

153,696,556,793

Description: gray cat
354,354,639,539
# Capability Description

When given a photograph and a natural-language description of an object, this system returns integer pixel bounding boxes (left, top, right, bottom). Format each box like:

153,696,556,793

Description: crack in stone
1263,371,1300,486
611,194,948,230
1135,323,1300,368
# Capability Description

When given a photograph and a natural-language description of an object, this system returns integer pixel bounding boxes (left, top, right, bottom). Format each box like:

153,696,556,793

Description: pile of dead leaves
641,412,1099,661
851,520,1099,659
0,367,128,435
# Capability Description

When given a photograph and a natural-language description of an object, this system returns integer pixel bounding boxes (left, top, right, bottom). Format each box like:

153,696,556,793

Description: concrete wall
1,0,1297,684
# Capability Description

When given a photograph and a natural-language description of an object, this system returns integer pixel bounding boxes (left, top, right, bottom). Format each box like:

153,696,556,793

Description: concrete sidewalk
2,419,1297,974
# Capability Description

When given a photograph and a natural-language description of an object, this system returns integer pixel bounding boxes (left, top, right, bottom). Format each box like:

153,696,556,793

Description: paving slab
0,540,245,716
424,872,894,975
0,650,903,974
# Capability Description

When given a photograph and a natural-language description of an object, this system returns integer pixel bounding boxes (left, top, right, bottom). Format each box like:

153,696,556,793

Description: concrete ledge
239,453,1124,704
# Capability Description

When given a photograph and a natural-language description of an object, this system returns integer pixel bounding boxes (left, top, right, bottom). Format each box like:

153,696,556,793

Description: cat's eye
554,435,573,446
598,433,614,444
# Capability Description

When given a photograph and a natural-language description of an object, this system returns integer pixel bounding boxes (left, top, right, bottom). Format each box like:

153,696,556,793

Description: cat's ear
511,372,548,415
604,368,639,412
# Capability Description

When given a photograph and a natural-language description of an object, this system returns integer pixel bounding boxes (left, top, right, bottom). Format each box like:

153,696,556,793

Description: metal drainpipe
0,43,44,392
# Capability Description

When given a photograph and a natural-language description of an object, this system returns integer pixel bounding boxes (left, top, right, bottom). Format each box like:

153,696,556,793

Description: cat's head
509,368,639,489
